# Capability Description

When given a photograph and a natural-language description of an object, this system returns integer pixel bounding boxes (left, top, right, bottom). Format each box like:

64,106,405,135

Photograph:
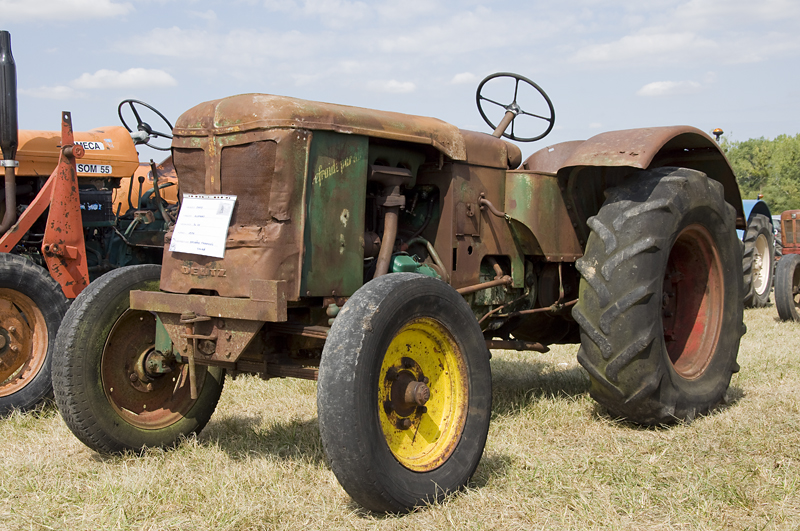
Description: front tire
53,265,224,453
0,254,69,415
742,214,774,308
317,273,492,512
573,167,743,425
774,253,800,321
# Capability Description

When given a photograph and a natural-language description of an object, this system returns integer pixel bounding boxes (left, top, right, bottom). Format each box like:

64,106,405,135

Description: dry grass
2,306,800,530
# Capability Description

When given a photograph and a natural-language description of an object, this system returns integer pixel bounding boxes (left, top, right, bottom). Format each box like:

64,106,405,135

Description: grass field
2,305,799,530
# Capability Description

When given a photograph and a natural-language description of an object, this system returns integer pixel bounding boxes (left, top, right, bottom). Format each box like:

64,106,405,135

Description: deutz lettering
180,266,227,277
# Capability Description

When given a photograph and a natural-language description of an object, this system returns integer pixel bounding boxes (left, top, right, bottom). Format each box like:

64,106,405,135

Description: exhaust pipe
0,30,18,235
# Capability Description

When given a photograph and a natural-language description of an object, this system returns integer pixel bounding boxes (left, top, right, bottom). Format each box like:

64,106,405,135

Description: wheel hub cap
378,318,468,471
0,291,41,393
661,224,724,379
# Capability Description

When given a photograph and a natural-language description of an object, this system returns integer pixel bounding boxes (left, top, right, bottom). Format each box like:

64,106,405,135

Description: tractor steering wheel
476,72,555,142
118,99,174,151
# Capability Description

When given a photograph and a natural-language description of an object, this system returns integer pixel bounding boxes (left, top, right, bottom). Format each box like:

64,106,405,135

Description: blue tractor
741,199,774,307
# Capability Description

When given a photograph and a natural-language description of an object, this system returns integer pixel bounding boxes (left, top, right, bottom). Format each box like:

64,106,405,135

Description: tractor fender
742,199,772,225
739,199,773,239
524,126,746,229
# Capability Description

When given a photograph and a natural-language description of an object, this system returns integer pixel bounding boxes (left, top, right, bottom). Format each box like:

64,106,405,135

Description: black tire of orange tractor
317,273,492,513
742,213,774,308
52,265,224,453
774,253,800,321
0,254,69,415
572,167,743,425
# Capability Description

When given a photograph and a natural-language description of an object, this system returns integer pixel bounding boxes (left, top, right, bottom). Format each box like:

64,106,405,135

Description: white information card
169,194,237,258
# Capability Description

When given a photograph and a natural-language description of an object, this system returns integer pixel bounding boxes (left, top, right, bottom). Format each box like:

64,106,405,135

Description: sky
3,0,800,161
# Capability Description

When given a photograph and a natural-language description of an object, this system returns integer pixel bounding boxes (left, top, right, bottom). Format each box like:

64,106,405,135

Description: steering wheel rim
476,72,555,142
117,99,174,152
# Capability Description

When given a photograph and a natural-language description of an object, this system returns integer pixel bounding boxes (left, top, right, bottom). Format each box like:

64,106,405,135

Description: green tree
721,134,800,213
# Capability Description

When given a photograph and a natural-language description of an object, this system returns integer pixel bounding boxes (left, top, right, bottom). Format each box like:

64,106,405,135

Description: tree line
720,134,800,213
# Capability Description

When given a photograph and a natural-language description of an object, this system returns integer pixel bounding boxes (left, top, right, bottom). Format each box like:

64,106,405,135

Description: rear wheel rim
753,233,770,295
101,309,201,429
792,260,800,310
0,289,46,396
661,224,724,380
377,317,468,472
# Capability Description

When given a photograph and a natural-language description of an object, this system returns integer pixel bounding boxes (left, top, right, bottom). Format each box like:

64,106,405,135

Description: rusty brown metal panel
460,129,520,169
522,140,584,174
158,312,264,365
173,94,468,162
130,283,287,322
782,211,800,254
505,170,583,262
560,126,709,169
163,129,308,300
552,126,745,228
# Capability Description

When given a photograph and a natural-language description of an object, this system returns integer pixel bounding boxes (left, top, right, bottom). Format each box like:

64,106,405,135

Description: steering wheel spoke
477,95,509,110
519,109,553,122
476,72,555,142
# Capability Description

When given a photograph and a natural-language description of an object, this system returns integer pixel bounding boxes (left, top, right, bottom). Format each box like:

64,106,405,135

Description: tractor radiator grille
172,141,277,226
173,147,205,200
220,140,277,226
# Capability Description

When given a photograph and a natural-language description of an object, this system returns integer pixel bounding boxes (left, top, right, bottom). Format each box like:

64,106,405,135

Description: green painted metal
154,314,174,359
300,131,368,297
390,254,440,278
505,171,583,262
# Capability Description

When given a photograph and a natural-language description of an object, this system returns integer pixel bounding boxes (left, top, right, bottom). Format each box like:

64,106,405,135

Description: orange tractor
0,30,176,414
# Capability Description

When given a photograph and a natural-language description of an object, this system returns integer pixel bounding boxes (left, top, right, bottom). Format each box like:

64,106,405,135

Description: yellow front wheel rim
378,317,468,472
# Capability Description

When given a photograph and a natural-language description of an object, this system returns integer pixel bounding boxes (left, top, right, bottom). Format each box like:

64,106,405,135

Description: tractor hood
174,94,470,162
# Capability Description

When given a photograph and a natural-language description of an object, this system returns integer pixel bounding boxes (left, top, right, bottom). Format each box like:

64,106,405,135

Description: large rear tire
0,254,69,415
53,265,224,453
742,213,774,308
573,167,743,425
318,273,491,512
774,253,800,321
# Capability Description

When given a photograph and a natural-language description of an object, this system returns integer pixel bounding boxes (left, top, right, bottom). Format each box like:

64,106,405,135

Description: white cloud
302,0,369,28
674,0,800,27
375,0,436,22
131,27,319,63
636,80,702,97
72,68,177,89
572,32,717,64
20,85,83,100
377,7,556,56
190,10,217,22
451,72,476,84
0,0,132,21
367,80,416,93
588,122,602,129
262,0,299,12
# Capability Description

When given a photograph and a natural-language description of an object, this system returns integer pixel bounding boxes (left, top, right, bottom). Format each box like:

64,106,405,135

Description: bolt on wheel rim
0,289,45,396
101,309,202,429
753,233,770,295
378,317,468,471
661,224,724,379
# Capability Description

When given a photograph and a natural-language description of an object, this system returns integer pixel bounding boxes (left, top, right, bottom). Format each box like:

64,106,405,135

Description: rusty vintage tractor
0,31,176,414
774,210,800,320
53,72,746,512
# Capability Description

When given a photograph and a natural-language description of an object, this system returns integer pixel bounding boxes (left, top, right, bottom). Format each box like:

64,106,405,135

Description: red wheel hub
661,224,724,379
